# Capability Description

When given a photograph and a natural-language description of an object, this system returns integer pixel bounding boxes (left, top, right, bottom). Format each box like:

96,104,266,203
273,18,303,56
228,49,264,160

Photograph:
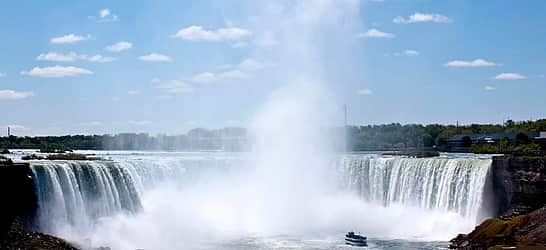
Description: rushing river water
24,151,492,250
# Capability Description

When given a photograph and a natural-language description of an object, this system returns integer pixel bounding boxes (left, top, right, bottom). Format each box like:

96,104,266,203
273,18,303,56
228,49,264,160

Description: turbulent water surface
27,151,492,250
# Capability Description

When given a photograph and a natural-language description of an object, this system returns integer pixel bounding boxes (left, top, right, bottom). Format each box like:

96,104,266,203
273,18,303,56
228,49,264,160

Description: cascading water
30,161,141,235
27,152,493,249
338,154,491,221
29,153,246,237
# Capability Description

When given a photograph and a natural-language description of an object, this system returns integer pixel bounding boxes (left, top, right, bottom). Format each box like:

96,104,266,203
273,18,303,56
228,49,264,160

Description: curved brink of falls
29,154,492,239
338,155,491,222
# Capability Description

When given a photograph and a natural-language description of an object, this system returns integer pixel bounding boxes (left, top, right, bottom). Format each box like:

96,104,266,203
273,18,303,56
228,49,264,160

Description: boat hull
345,238,367,247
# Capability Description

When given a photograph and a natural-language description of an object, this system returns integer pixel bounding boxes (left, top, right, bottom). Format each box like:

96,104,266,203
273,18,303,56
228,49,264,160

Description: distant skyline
1,0,545,136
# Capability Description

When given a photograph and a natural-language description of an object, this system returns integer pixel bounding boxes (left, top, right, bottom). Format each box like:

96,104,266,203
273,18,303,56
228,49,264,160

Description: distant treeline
0,127,248,152
1,119,545,152
346,119,546,151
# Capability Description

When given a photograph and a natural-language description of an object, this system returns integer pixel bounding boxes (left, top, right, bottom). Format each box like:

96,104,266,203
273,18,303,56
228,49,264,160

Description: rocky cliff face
491,155,546,216
0,163,37,239
0,162,79,250
451,155,546,249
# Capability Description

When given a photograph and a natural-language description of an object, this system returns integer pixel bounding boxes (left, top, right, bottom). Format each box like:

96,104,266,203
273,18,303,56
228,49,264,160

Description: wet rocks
0,219,79,250
450,206,546,249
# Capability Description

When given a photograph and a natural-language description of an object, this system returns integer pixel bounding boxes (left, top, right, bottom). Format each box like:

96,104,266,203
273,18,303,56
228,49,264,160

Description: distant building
446,132,518,152
447,131,546,152
533,132,546,150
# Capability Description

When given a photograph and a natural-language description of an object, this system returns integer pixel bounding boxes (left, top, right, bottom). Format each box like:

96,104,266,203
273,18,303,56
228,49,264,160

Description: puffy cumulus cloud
192,72,218,83
37,52,77,62
0,90,34,100
37,52,115,63
50,34,91,44
393,50,419,57
91,8,119,22
238,58,264,71
172,25,251,41
358,29,395,39
138,53,172,62
190,58,264,84
155,79,194,94
219,70,247,79
231,41,248,48
484,85,496,91
83,55,116,63
494,73,526,80
445,59,497,67
357,88,373,95
21,66,93,78
393,13,451,24
403,50,419,56
106,41,132,52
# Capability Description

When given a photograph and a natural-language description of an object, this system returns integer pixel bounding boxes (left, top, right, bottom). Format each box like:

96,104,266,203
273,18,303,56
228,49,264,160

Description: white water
28,152,491,249
339,155,491,217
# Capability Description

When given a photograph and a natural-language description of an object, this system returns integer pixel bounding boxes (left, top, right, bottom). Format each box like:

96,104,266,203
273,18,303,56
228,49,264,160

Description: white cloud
0,72,5,77
100,9,110,18
393,13,451,24
128,120,153,126
106,41,132,52
83,54,116,63
127,90,140,95
231,41,248,48
357,88,373,95
445,59,496,67
21,66,93,78
37,52,115,63
403,50,419,56
156,80,194,94
219,70,247,79
172,25,251,41
50,34,91,44
494,73,526,80
0,90,34,100
359,29,395,39
37,52,77,62
139,53,172,62
190,58,263,83
238,58,264,71
188,58,264,84
79,121,102,126
94,8,118,22
192,72,218,83
484,85,496,91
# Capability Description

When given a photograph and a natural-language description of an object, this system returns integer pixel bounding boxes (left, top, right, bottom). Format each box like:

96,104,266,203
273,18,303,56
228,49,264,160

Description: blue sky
0,0,545,136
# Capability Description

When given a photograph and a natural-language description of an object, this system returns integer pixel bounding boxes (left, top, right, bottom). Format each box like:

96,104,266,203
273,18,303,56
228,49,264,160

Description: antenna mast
343,104,348,127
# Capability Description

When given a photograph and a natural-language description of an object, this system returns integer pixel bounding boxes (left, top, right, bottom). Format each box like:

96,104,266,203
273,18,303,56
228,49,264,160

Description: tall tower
343,104,348,127
7,126,10,137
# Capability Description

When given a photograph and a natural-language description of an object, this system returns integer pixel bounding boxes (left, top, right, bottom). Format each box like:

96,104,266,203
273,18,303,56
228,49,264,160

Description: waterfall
338,154,491,222
28,153,492,241
30,161,142,234
29,155,244,236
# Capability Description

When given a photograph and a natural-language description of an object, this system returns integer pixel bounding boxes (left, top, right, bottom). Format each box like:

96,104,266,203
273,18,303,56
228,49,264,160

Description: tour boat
345,231,367,247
